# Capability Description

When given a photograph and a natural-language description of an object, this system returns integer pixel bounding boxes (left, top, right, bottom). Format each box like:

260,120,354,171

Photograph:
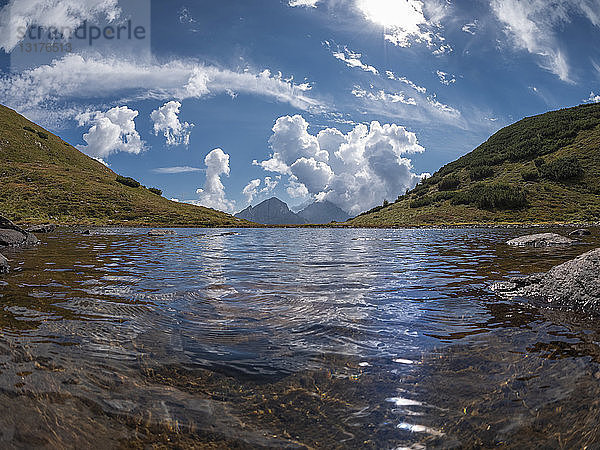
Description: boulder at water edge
148,229,176,236
506,233,575,248
0,216,39,248
492,248,600,315
26,224,56,233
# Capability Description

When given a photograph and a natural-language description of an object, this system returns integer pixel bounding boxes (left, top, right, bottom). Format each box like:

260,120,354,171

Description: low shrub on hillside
477,184,527,210
521,170,539,181
24,126,49,139
356,205,384,217
116,175,141,188
410,191,455,209
438,175,461,191
433,191,456,202
469,166,494,181
410,196,433,208
410,180,431,197
452,183,527,210
149,187,163,196
539,156,584,181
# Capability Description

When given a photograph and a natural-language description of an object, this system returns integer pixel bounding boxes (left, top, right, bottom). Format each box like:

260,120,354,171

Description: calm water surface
0,228,599,448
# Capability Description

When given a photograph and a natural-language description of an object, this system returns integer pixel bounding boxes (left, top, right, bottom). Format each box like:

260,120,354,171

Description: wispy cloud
436,70,456,86
325,42,378,75
0,54,326,125
153,166,203,174
385,71,427,94
491,0,600,82
288,0,320,7
462,21,478,35
352,86,416,106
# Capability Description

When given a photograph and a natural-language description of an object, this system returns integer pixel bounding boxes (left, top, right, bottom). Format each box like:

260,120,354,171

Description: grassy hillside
0,105,249,227
350,103,600,226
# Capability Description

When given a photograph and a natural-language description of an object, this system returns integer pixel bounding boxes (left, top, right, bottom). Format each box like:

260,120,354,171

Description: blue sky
0,0,599,214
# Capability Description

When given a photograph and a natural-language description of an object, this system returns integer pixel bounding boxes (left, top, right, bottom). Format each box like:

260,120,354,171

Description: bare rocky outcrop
506,233,575,248
492,248,600,315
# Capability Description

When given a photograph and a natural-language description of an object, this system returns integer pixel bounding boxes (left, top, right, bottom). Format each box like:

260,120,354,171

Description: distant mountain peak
297,200,350,224
235,197,306,225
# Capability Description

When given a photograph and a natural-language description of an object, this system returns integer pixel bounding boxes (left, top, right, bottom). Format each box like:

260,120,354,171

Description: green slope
0,105,250,227
350,103,600,227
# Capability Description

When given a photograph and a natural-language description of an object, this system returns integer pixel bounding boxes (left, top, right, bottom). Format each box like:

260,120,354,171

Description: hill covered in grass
350,103,600,226
0,105,249,227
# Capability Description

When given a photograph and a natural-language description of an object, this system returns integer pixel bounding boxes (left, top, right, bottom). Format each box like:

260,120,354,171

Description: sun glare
356,0,425,31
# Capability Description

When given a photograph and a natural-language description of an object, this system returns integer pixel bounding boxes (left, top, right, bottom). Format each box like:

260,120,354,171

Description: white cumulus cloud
242,176,279,204
242,179,261,204
256,115,426,214
76,105,144,160
586,91,600,103
255,114,329,175
287,177,310,199
194,148,236,213
150,100,194,147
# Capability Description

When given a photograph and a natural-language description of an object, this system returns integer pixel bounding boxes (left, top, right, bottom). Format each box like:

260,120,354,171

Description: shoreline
23,222,600,231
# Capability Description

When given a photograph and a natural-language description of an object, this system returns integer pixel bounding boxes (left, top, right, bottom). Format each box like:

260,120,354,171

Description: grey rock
569,229,591,237
506,233,575,248
0,229,30,247
148,229,175,236
0,253,8,274
0,215,39,248
26,224,56,233
492,248,600,314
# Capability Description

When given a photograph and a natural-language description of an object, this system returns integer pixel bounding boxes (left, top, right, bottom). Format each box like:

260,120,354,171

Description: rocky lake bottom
0,227,599,448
